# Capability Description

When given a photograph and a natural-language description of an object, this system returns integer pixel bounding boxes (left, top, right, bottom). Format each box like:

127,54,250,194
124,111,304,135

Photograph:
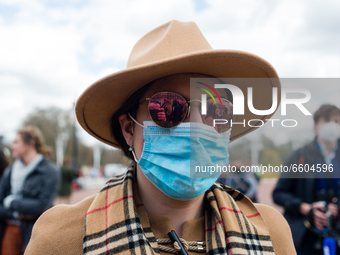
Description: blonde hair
18,126,52,158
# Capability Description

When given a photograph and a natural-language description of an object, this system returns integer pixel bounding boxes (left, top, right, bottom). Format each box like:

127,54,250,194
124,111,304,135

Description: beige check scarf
83,169,275,255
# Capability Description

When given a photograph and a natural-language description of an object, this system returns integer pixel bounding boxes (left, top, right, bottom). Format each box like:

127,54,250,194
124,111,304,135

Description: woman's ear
118,113,134,147
29,140,36,151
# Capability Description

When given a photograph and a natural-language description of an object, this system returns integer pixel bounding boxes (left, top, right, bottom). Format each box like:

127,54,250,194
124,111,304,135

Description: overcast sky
0,0,340,148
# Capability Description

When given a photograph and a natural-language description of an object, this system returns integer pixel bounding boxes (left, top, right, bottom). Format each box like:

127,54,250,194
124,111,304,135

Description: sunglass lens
203,98,233,133
148,92,187,128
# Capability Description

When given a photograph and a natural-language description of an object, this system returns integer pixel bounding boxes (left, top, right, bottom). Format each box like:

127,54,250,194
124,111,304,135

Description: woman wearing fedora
25,20,296,255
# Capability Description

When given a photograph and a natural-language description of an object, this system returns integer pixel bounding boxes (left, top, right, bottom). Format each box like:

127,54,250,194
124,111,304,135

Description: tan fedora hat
76,20,280,148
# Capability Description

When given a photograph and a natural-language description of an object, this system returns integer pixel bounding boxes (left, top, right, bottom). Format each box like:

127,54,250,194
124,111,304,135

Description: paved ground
256,178,284,213
70,188,101,204
64,178,284,213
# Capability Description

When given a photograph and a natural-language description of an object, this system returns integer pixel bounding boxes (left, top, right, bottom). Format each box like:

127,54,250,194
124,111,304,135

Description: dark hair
18,126,52,158
313,104,340,124
0,149,9,176
110,82,153,159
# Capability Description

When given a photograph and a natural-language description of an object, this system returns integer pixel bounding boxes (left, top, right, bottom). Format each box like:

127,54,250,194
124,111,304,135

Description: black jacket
0,158,60,252
273,138,340,250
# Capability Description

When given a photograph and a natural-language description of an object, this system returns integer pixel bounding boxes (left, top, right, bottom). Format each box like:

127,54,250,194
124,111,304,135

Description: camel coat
24,193,296,255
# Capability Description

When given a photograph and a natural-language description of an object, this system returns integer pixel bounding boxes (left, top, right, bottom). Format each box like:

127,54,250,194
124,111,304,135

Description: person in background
0,148,9,180
171,99,183,123
149,98,166,123
162,98,173,124
0,126,60,254
273,104,340,255
57,157,75,205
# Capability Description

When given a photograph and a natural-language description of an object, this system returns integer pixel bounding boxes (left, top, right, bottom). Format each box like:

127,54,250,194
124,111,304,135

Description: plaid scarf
83,169,275,255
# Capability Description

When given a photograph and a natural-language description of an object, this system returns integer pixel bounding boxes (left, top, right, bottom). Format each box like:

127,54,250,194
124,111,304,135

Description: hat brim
75,49,280,148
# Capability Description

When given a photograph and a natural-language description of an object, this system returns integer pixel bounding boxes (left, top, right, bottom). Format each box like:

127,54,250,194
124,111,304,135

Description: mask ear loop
127,112,142,164
129,141,140,185
129,142,140,164
128,112,144,128
127,112,142,182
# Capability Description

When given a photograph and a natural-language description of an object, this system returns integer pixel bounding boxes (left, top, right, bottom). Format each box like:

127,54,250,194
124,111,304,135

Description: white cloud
0,0,339,147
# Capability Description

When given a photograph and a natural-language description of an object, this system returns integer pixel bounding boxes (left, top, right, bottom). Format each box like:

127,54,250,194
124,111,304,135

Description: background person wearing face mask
0,126,60,255
273,104,340,255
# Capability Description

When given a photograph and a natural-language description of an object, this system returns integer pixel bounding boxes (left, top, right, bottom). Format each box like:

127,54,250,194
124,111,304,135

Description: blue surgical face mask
130,121,230,201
